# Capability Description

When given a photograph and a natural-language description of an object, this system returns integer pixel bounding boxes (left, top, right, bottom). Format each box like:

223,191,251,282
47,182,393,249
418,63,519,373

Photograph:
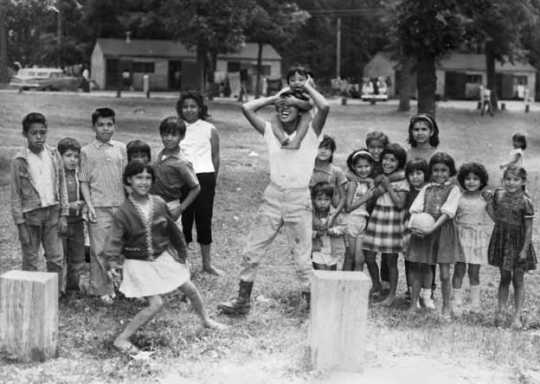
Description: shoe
217,280,253,316
422,290,436,310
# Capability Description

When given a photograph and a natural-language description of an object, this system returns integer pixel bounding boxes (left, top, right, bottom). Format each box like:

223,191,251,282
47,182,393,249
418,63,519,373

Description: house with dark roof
364,52,537,100
90,38,282,91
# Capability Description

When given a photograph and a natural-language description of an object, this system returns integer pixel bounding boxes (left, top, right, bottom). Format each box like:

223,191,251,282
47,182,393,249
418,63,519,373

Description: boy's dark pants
62,220,86,290
19,205,64,292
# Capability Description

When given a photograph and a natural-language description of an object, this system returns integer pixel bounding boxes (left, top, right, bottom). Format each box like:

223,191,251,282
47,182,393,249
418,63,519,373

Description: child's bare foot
380,295,395,307
203,318,228,331
495,311,505,327
510,316,522,330
202,265,224,276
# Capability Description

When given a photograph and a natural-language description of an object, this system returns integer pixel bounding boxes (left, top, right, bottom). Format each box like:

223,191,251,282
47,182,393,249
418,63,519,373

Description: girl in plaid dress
363,143,409,306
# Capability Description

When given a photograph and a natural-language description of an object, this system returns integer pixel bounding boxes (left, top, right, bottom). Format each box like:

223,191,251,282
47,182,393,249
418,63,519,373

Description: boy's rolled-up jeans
19,205,65,293
239,183,313,291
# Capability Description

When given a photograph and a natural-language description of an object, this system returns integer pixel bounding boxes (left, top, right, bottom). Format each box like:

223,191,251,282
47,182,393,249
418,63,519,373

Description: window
466,74,482,83
133,62,155,73
227,62,241,72
251,64,271,76
514,75,528,85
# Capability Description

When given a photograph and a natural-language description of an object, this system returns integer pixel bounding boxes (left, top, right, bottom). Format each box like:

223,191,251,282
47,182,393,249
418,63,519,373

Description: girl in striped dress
362,143,409,306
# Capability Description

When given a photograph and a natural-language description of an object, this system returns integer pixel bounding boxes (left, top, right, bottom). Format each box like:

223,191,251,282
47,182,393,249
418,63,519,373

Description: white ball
409,213,435,232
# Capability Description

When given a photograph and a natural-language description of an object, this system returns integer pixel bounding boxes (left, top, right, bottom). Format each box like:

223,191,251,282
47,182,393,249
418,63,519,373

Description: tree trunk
398,57,413,112
416,54,436,116
207,50,217,100
196,45,207,94
0,1,8,83
485,42,498,111
255,42,263,98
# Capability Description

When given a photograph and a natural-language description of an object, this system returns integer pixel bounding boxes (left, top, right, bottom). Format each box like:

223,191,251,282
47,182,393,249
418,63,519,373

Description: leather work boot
217,280,253,315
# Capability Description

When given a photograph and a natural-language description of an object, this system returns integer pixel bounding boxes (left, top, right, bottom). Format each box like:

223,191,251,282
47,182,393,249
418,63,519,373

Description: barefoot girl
452,163,493,313
403,158,431,309
311,182,346,270
487,166,536,328
408,153,461,318
343,149,374,271
406,113,440,162
176,91,222,275
362,143,409,306
103,161,224,355
310,135,347,224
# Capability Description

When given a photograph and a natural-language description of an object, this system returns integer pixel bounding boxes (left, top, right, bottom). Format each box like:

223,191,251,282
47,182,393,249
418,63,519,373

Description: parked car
361,77,389,103
9,68,80,91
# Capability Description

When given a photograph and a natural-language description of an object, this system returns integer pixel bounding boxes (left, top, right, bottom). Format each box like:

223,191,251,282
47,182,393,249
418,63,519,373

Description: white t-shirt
264,121,320,188
27,148,56,207
510,148,524,168
181,119,216,174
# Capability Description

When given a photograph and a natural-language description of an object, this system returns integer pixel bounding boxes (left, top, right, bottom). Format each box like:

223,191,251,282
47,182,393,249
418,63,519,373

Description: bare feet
510,316,523,330
203,318,228,331
202,265,225,276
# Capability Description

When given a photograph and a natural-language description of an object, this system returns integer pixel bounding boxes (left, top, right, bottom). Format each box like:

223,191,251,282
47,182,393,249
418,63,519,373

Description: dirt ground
1,92,540,383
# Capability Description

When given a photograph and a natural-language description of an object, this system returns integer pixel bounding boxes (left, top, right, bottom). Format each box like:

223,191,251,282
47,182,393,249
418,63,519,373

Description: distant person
80,108,127,304
479,85,493,116
11,112,67,293
82,67,90,93
500,133,527,171
57,137,86,291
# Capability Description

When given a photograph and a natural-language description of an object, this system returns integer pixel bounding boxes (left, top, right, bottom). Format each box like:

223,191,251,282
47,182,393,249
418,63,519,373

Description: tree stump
0,271,58,362
309,270,370,372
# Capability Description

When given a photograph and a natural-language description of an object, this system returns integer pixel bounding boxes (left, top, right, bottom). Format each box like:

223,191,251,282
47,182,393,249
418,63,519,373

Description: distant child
403,158,430,308
11,112,67,293
80,107,127,303
151,117,201,224
362,143,409,306
452,163,493,313
500,133,527,170
406,113,440,162
311,182,346,270
408,153,461,318
127,139,151,164
271,65,314,149
344,149,374,271
58,137,86,291
310,135,347,221
103,161,225,357
487,166,536,329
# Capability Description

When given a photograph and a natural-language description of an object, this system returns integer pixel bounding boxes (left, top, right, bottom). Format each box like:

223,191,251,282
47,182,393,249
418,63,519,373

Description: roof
439,53,535,73
94,38,281,61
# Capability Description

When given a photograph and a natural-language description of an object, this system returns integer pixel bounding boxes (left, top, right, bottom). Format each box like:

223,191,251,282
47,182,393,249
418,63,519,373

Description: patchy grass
0,93,540,383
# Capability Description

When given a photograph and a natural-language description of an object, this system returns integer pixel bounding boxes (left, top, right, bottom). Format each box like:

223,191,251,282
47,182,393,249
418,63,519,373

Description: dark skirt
488,222,537,271
406,220,461,265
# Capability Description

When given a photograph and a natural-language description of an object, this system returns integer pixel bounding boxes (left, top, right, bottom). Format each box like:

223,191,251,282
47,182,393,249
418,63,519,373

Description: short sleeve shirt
151,150,200,202
80,139,127,207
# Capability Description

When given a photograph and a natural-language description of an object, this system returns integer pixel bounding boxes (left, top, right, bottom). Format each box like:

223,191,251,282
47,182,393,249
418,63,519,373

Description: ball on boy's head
409,213,435,232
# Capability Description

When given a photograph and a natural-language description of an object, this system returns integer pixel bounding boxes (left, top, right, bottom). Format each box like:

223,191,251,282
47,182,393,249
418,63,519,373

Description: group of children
308,117,535,327
11,98,226,356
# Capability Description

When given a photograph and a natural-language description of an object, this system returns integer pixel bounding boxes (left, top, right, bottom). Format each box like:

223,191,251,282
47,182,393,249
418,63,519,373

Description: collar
429,180,453,187
92,139,114,148
15,143,53,161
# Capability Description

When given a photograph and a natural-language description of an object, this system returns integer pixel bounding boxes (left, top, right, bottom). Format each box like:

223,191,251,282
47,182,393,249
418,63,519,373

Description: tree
463,0,537,109
161,0,251,93
245,1,309,97
395,0,468,115
0,0,8,82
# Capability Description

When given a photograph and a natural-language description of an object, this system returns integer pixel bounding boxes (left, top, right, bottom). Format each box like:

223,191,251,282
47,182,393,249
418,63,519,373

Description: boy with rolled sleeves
80,107,127,303
11,112,68,292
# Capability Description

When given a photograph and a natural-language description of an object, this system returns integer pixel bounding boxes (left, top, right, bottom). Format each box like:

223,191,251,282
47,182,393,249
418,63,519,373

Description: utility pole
0,0,8,83
336,17,341,79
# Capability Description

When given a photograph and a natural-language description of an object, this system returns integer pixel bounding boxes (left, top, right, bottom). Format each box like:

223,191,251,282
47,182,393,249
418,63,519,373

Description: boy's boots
470,285,481,311
217,280,253,315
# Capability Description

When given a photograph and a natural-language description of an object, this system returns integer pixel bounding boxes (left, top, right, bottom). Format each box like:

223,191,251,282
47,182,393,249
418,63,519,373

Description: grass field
1,92,540,383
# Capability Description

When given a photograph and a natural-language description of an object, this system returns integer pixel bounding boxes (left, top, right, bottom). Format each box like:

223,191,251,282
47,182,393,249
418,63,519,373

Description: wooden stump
0,271,58,362
309,271,370,372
